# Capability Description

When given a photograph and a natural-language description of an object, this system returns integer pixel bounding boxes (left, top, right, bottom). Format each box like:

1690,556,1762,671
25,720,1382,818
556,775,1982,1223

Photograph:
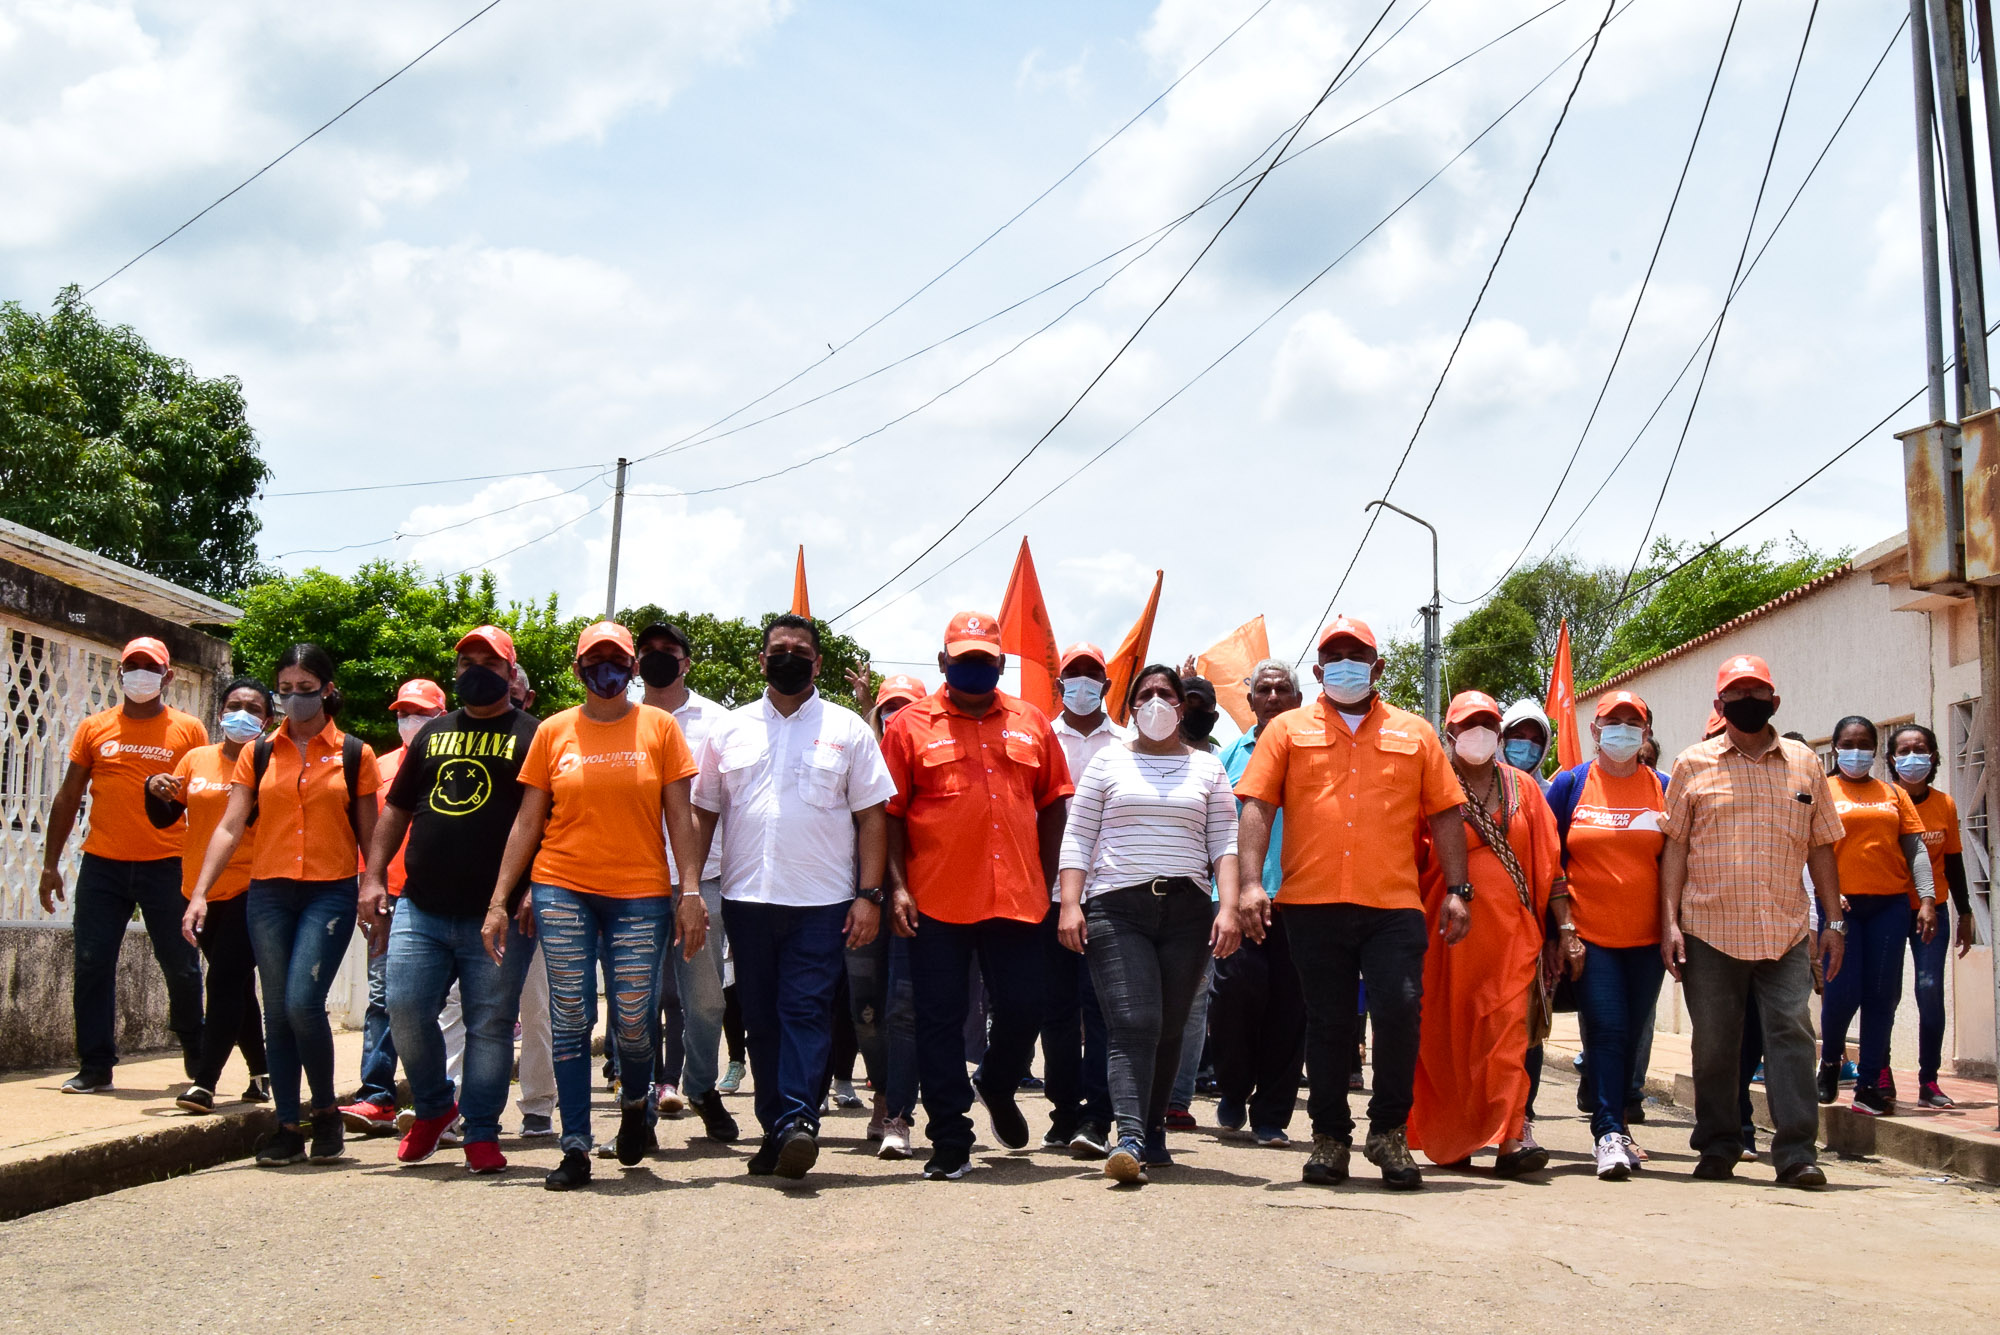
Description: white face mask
1134,696,1181,742
1452,725,1499,766
397,714,434,747
1596,722,1645,763
121,668,163,702
1060,677,1106,715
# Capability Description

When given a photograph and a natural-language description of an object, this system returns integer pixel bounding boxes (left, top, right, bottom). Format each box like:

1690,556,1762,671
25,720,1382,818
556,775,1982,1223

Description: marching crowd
37,610,1973,1192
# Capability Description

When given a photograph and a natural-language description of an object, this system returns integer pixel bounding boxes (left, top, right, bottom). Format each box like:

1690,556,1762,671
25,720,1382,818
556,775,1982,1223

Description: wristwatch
1824,919,1846,935
1445,883,1475,903
855,886,885,906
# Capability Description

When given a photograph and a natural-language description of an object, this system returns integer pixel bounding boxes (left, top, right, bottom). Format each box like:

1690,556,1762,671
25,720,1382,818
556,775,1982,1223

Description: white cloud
1263,310,1573,421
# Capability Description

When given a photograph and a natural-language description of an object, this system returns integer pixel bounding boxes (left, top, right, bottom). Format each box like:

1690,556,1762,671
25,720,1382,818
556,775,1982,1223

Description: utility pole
603,457,628,621
1365,499,1442,730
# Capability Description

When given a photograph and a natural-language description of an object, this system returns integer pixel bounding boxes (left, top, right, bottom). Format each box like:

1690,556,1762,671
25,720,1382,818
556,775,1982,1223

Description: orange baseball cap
877,674,927,708
120,636,170,669
944,610,1002,657
392,679,447,714
455,624,517,664
1317,615,1378,652
1715,653,1773,693
1704,707,1727,739
1058,642,1107,672
1594,689,1651,723
1445,690,1502,727
575,620,636,660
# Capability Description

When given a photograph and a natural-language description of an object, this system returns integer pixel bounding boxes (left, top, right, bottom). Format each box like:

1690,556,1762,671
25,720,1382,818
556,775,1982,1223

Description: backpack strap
342,732,364,842
247,737,274,827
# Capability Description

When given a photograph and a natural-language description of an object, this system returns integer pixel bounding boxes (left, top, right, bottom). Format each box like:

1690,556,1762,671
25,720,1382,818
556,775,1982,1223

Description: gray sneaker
1362,1126,1424,1190
1301,1133,1349,1186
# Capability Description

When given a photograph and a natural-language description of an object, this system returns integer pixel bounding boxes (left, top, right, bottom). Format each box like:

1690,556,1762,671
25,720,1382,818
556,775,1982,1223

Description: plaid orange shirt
1661,731,1844,960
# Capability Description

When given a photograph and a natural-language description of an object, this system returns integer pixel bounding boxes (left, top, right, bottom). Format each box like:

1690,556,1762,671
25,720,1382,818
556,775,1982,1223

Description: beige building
1572,533,1995,1074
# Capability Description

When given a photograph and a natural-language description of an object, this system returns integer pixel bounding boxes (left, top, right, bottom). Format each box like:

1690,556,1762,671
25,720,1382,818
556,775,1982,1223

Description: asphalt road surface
2,1067,1995,1333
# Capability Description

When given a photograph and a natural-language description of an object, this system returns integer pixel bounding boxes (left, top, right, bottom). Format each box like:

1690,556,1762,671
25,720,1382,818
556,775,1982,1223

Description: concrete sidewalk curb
1670,1073,2000,1184
0,1107,275,1221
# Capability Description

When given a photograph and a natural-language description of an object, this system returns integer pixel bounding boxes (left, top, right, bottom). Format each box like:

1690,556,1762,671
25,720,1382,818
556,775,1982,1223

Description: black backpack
247,732,366,841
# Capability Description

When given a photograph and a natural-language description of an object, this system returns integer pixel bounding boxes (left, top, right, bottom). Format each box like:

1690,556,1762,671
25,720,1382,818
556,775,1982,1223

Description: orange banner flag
1196,615,1270,733
998,538,1060,719
1103,571,1163,726
790,546,811,618
1545,618,1581,770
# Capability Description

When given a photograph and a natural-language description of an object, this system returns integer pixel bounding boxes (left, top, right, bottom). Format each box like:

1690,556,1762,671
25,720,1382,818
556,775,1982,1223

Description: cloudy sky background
0,0,1954,684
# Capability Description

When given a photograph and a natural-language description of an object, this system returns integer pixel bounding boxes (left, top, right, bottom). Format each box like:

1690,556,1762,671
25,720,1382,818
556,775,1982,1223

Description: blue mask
1504,739,1545,772
945,659,1002,696
1893,751,1935,783
219,710,264,743
1319,659,1375,706
1596,722,1644,763
1835,748,1875,779
580,660,634,699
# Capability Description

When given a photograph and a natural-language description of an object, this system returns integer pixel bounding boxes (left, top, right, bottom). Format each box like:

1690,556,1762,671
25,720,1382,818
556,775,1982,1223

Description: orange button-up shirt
882,687,1073,925
233,719,381,884
1233,697,1463,911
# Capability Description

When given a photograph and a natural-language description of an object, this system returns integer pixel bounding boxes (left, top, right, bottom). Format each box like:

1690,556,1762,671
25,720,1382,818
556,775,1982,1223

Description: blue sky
0,0,1946,685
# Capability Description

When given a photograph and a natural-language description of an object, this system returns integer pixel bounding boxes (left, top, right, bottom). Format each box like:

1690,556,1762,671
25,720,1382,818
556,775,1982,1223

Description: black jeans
72,853,203,1074
1083,884,1215,1144
1209,910,1307,1133
910,913,1044,1156
1040,902,1111,1136
1283,903,1427,1143
190,894,266,1090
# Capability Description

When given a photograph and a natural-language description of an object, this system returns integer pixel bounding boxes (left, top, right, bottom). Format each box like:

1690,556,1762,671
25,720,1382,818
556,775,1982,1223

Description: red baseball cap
1714,653,1774,693
455,624,517,665
392,679,447,714
1704,707,1727,739
120,637,170,669
1317,615,1378,653
1058,642,1107,672
944,611,1002,658
1445,690,1502,728
877,674,927,708
1594,689,1651,723
576,621,635,660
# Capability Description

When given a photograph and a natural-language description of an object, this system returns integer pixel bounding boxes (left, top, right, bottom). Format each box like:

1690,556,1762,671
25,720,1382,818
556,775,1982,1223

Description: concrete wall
0,925,176,1072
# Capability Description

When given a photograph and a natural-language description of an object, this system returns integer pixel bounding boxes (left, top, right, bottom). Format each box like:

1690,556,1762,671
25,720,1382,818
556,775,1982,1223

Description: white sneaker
655,1083,685,1117
1595,1133,1632,1181
877,1117,912,1160
832,1078,863,1109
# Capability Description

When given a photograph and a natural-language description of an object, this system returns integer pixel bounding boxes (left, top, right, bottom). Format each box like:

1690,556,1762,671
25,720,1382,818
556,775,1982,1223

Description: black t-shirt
387,707,539,917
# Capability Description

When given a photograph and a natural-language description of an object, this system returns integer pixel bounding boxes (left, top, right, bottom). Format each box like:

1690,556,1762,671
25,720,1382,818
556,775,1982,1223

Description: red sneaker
339,1099,399,1134
463,1140,508,1174
1163,1106,1196,1132
397,1104,460,1164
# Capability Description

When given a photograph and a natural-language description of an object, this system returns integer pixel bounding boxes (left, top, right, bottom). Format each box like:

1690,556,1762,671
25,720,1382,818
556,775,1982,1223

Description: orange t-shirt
368,748,410,897
1233,697,1463,911
880,688,1074,926
517,705,696,899
1564,766,1666,948
173,744,253,901
232,720,381,883
1906,786,1962,909
67,707,209,862
1828,774,1925,898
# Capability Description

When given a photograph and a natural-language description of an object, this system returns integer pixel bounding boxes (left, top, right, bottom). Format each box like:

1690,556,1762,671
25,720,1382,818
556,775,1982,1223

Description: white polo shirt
691,689,898,907
665,689,729,884
1052,712,1132,902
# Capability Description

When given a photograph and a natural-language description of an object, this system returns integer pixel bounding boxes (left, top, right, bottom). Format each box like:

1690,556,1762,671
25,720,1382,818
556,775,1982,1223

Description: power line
269,463,602,499
1455,0,1746,607
271,469,608,558
1295,0,1618,665
442,493,610,580
1617,0,1822,596
84,0,507,296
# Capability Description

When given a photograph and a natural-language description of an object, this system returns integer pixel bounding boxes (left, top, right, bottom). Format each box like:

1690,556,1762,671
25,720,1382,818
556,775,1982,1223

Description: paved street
2,1065,1996,1333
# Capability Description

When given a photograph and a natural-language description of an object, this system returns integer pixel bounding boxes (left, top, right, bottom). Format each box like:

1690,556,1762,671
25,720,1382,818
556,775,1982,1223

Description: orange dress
1410,766,1559,1164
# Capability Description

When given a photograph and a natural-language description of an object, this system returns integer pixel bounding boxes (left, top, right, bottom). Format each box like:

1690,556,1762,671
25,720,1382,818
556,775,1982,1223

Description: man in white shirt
693,614,897,1181
1042,642,1127,1157
636,621,739,1146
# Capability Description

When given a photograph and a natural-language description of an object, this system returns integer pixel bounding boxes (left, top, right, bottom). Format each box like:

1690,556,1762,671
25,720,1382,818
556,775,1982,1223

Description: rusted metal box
1962,407,2000,583
1903,420,1964,588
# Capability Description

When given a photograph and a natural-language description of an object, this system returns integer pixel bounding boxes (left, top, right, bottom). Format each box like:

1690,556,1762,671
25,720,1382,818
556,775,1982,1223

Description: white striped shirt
1058,744,1238,899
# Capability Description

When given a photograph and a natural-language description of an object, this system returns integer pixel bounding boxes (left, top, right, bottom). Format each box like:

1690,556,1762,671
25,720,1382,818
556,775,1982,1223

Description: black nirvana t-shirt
387,707,540,917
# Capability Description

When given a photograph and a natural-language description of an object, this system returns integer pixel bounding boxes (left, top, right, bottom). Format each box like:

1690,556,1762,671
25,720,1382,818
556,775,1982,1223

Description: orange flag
790,546,811,617
1196,615,1270,733
1545,618,1581,770
1104,571,1163,726
998,538,1060,719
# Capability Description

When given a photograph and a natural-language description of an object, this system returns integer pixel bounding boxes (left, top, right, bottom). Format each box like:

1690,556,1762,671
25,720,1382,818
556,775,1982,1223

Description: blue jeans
246,877,359,1125
850,924,919,1122
722,898,849,1138
1170,957,1214,1110
72,853,203,1074
531,884,671,1154
386,900,533,1144
1908,911,1949,1083
354,948,398,1105
671,879,728,1099
1574,940,1667,1139
910,913,1045,1156
1819,894,1911,1090
1039,903,1110,1135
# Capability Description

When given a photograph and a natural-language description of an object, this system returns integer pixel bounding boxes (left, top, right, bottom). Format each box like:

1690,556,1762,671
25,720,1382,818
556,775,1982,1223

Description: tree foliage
1599,535,1848,680
1,287,268,596
616,604,873,714
1377,635,1428,716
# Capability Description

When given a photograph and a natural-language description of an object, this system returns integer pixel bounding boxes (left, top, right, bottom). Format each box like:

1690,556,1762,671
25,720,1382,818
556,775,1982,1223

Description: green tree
617,605,873,713
1443,555,1626,703
1599,535,1848,681
1,287,269,596
1377,635,1427,714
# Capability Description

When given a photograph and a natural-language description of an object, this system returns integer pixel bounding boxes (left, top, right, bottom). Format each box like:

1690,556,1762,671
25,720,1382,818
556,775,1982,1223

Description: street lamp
1364,499,1442,731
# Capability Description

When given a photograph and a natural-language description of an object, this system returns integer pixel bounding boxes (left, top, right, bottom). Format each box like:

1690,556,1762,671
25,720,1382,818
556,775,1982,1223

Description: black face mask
765,651,814,696
455,665,511,708
1721,696,1777,733
1181,705,1219,744
638,650,682,689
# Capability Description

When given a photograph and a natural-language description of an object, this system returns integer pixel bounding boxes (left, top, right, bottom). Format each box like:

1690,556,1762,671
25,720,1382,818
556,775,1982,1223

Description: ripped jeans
245,877,360,1126
530,883,672,1154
